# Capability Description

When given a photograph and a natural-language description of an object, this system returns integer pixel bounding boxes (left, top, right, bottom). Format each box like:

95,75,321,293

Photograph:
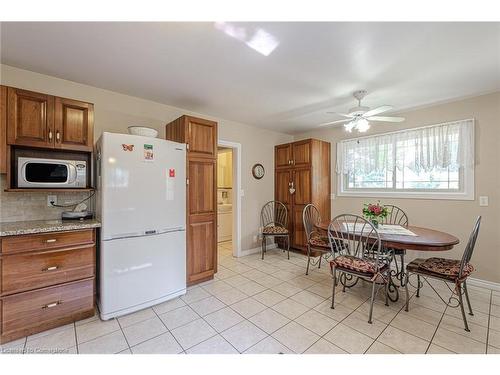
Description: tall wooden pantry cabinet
275,138,331,252
165,115,218,285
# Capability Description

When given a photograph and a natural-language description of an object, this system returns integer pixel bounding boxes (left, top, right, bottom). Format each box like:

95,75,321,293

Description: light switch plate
479,196,489,206
330,193,335,200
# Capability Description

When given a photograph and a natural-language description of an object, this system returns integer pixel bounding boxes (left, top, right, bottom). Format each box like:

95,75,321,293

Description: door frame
217,139,242,258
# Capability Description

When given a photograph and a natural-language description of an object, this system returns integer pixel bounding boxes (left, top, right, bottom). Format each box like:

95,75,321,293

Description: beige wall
294,92,500,283
0,64,292,251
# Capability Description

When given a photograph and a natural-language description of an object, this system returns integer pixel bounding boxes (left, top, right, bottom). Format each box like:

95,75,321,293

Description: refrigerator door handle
157,227,186,234
105,227,186,241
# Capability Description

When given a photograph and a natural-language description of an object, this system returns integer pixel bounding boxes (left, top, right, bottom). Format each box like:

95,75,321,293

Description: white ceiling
1,22,499,134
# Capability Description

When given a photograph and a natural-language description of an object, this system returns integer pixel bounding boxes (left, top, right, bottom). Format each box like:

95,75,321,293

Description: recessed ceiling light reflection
214,22,279,56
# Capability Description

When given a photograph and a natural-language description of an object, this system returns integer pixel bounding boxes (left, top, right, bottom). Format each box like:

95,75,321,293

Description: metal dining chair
328,214,393,324
303,204,331,275
405,216,481,332
381,205,409,286
260,200,290,260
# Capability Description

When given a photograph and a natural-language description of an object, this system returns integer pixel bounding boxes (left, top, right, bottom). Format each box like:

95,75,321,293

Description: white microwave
17,157,87,189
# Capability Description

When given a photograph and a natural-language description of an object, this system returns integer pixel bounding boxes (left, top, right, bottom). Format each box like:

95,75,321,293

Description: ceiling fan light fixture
344,121,356,132
344,118,370,133
356,118,370,132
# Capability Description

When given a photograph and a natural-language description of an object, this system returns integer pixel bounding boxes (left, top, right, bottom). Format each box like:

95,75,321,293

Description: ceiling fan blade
325,112,354,118
362,105,393,118
367,116,405,122
318,118,351,127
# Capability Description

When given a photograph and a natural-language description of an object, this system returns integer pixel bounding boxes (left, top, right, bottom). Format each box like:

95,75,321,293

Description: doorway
216,140,241,259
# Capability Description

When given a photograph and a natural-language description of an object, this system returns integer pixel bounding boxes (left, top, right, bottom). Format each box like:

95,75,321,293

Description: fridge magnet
122,144,134,151
144,144,154,161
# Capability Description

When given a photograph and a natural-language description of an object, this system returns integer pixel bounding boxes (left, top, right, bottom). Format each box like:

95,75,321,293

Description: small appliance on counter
62,203,94,220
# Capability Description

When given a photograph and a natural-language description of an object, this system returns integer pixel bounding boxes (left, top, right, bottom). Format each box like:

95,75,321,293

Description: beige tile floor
1,240,499,354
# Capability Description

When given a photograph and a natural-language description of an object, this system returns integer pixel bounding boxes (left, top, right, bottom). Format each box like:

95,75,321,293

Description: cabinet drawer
1,246,95,295
1,230,95,255
1,278,94,338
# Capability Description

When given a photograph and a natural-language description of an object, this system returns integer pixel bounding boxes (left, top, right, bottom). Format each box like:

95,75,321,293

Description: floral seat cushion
410,257,474,280
330,255,387,275
309,236,330,249
262,225,288,235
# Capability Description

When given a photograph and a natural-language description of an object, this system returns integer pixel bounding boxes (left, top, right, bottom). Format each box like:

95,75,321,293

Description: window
337,119,475,200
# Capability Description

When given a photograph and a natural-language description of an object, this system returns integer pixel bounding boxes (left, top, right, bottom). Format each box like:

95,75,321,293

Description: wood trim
4,188,95,193
0,86,7,174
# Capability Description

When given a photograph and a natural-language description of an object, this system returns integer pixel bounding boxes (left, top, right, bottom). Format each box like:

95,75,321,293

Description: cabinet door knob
48,130,53,141
56,131,61,142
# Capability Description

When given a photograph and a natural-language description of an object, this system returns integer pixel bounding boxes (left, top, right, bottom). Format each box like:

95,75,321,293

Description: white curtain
337,119,474,174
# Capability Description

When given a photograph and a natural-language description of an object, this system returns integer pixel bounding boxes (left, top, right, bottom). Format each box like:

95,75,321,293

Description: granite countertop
0,219,101,237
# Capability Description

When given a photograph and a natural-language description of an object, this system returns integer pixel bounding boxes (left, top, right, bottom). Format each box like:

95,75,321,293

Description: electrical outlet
47,195,57,207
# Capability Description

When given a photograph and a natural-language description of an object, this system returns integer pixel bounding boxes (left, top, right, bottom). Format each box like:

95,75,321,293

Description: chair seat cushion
309,236,330,249
408,257,474,281
262,226,289,235
330,255,387,275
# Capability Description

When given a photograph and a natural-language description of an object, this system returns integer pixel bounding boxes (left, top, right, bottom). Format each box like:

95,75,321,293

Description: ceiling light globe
356,118,370,132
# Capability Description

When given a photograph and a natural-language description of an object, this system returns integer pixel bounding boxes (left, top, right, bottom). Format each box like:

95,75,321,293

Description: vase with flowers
362,202,389,228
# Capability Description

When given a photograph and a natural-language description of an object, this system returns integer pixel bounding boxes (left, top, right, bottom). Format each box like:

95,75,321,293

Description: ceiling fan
319,90,405,132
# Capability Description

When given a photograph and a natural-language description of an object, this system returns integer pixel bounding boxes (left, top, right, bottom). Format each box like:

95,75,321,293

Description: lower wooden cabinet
0,279,95,343
0,229,96,344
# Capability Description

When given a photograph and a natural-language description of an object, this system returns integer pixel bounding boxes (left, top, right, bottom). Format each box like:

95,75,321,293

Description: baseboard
466,277,500,292
239,243,278,257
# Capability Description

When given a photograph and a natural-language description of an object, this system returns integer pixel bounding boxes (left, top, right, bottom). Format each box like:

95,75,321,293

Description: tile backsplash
0,175,93,223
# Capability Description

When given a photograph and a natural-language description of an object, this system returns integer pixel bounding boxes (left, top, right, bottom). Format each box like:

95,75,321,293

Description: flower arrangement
362,201,389,227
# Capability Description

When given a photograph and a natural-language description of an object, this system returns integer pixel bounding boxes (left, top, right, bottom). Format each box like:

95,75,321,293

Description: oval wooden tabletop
315,221,460,251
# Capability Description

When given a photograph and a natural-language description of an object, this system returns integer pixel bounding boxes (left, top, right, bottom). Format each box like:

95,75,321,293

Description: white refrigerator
96,132,186,320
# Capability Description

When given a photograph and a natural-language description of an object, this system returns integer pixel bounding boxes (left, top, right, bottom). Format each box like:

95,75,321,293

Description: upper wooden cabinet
5,87,94,152
275,140,312,169
187,117,217,158
55,97,94,152
7,88,55,149
165,115,217,158
292,139,312,168
275,143,292,169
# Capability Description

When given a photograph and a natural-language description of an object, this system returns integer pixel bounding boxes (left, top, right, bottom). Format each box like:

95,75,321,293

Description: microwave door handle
21,162,28,183
67,164,77,184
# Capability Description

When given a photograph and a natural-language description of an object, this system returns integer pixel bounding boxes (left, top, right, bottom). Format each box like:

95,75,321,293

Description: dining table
314,220,460,301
